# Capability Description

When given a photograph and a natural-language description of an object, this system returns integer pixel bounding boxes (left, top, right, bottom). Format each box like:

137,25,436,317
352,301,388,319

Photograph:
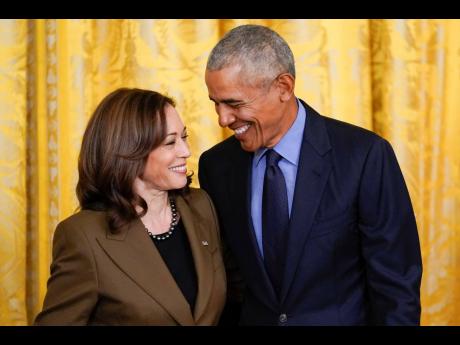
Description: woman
34,88,226,325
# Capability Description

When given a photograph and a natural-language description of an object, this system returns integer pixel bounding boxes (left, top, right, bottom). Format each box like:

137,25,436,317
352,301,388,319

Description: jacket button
279,314,287,323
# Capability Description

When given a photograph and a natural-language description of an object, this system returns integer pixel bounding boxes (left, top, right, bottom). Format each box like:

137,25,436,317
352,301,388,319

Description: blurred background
0,19,459,325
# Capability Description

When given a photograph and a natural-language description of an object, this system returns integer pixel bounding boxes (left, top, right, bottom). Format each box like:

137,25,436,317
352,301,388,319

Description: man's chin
238,139,259,153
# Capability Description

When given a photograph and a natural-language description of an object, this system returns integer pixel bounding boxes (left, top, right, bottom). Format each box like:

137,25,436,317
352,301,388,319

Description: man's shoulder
301,99,382,146
314,115,399,170
200,135,241,161
319,115,386,147
322,115,381,141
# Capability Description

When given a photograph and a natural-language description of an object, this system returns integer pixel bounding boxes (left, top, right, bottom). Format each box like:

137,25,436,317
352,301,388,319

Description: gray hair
207,24,295,87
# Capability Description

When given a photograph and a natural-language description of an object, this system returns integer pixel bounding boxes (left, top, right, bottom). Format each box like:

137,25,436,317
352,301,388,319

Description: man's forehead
206,65,241,81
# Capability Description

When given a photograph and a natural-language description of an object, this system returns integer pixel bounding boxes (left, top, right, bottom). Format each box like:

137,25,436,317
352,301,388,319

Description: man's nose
217,105,236,128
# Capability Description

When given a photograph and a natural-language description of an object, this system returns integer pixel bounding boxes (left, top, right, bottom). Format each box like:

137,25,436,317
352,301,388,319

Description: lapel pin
202,240,209,246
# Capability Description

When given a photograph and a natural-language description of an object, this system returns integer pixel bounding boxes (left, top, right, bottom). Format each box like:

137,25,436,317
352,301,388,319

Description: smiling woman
33,88,226,325
137,104,191,194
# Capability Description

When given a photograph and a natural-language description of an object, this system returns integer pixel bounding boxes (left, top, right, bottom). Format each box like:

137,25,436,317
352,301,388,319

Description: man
198,24,422,325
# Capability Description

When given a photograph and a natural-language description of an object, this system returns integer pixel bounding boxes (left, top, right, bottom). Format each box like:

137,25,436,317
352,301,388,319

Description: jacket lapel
280,103,332,304
175,195,214,323
96,218,195,325
227,144,279,309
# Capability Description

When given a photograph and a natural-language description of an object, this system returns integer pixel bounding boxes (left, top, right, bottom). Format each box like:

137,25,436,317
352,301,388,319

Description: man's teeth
170,165,186,172
234,124,251,135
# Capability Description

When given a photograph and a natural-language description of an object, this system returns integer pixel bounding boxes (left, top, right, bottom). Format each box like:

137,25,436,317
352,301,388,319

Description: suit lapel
227,144,279,309
280,104,332,304
96,219,195,325
175,195,214,323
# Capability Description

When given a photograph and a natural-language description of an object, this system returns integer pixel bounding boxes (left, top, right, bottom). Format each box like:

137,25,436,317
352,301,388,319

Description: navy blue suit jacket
198,100,422,325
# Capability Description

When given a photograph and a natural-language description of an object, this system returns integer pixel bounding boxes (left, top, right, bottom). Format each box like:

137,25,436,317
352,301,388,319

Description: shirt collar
254,98,306,167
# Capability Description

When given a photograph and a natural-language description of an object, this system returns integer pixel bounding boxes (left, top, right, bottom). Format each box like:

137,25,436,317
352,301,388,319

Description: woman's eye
165,141,175,146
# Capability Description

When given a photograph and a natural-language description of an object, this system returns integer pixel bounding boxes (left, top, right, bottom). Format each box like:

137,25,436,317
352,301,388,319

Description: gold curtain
0,19,459,325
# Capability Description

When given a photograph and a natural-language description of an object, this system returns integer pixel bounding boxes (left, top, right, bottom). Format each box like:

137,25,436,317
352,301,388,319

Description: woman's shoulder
178,188,216,217
55,209,108,238
180,188,213,207
179,188,220,239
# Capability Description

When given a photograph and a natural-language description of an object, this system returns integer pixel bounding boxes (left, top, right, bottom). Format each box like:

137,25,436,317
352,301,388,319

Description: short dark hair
76,88,191,233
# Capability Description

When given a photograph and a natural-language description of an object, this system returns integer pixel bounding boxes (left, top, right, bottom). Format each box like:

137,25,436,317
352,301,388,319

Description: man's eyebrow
209,96,242,104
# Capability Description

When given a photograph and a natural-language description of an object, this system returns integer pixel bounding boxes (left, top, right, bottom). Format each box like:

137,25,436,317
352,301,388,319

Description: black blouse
150,219,198,312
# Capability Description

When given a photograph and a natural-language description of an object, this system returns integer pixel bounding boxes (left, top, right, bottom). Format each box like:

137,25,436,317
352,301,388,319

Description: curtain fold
0,19,28,325
0,19,459,325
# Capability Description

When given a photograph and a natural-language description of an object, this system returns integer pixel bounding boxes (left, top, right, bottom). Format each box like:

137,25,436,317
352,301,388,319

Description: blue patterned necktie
262,149,289,297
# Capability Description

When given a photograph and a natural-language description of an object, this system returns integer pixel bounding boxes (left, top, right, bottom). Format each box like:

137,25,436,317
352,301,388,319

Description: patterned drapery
1,19,459,325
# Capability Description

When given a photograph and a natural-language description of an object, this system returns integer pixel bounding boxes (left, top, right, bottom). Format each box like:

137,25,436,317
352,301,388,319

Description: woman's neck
140,189,169,216
133,177,173,234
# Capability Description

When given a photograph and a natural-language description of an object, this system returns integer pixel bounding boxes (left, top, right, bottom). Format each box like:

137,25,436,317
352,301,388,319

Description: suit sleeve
34,221,98,325
198,152,211,196
198,152,245,326
358,138,422,325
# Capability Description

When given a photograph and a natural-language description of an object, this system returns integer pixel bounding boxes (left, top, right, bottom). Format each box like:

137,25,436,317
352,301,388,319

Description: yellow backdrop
1,19,459,325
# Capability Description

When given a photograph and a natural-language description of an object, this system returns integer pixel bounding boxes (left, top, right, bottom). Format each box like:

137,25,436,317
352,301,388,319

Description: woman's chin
168,176,187,190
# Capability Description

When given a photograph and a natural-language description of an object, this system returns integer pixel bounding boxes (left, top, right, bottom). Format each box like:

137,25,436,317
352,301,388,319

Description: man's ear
277,73,295,102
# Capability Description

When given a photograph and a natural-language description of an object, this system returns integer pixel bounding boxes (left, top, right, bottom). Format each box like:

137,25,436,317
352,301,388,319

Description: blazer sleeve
358,138,422,325
34,220,98,325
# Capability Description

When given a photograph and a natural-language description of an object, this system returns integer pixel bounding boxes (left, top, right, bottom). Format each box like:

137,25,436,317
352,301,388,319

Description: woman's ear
277,73,295,102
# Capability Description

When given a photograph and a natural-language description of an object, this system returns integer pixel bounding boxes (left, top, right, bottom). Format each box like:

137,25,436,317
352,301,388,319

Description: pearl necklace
145,198,179,241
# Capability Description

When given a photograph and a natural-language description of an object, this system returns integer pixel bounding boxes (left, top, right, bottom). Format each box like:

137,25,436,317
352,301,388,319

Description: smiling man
198,24,422,326
205,63,297,152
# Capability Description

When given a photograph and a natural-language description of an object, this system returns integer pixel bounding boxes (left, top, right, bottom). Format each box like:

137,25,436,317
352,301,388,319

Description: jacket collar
96,194,214,325
226,99,333,306
279,100,332,304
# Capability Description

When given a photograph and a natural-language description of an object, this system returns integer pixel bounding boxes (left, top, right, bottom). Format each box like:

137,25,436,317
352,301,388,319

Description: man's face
205,65,286,152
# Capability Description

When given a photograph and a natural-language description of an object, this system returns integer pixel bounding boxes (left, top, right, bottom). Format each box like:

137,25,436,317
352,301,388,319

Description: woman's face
140,104,191,191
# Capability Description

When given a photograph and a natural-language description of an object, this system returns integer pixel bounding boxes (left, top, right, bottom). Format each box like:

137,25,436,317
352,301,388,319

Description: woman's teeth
169,165,186,173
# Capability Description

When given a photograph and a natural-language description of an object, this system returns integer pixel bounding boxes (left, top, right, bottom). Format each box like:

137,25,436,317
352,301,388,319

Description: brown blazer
34,188,226,325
